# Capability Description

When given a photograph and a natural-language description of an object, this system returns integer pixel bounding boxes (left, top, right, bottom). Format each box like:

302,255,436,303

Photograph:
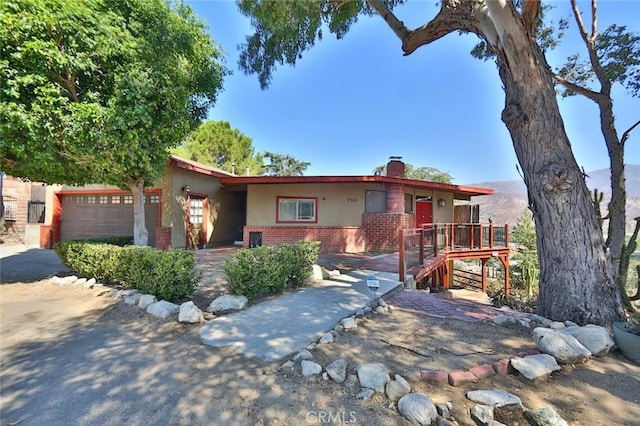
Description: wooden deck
399,223,511,295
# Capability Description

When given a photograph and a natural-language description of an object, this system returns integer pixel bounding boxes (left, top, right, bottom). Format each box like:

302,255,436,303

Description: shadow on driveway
0,244,70,283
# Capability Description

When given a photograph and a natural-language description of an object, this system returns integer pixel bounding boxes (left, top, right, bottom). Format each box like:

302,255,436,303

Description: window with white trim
277,197,316,222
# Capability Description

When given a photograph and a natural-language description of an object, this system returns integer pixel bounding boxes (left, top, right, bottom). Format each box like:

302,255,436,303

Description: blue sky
187,0,640,184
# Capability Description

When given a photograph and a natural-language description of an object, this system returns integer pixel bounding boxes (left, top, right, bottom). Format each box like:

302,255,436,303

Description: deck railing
399,222,509,281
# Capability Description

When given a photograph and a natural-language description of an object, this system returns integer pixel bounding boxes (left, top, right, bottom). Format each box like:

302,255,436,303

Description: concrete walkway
199,270,402,362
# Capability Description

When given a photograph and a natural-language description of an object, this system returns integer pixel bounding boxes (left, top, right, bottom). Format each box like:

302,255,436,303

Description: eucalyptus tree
235,0,627,324
0,0,226,245
553,0,640,281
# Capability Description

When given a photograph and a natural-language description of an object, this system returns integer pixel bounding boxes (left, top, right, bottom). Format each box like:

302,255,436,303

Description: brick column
155,226,172,249
40,225,52,248
386,183,405,213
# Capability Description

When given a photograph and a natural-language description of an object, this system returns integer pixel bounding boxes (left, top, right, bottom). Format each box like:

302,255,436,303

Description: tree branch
571,0,593,44
366,0,410,41
366,0,479,57
620,119,640,147
553,74,601,101
522,0,540,36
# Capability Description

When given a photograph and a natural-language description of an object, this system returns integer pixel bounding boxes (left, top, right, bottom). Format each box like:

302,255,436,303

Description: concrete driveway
0,244,70,283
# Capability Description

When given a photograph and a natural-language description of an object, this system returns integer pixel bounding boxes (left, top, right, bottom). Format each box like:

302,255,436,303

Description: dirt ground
2,279,639,426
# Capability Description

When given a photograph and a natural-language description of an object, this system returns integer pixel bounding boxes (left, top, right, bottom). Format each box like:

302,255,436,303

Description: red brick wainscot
242,226,365,253
363,213,415,252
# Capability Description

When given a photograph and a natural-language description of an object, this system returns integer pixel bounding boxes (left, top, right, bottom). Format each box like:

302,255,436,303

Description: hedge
54,241,200,302
222,241,320,300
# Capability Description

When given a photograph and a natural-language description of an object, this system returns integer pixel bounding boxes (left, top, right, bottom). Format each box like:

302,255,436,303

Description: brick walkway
387,289,523,323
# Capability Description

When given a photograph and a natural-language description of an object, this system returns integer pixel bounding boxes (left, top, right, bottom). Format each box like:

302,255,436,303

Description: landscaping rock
356,388,374,400
54,275,78,286
84,278,97,289
146,300,180,319
117,289,138,298
548,321,566,330
178,301,204,323
357,363,390,393
124,293,142,305
386,374,411,401
328,269,341,278
492,314,516,326
138,294,157,309
471,404,494,425
377,297,387,308
293,349,313,362
564,320,579,328
563,324,615,356
325,358,348,383
466,390,522,409
397,393,438,426
280,360,294,371
510,354,561,380
525,406,569,426
206,294,248,313
532,327,591,364
301,360,322,377
74,278,88,287
341,317,357,330
436,402,453,419
319,332,334,344
375,306,388,315
310,264,325,282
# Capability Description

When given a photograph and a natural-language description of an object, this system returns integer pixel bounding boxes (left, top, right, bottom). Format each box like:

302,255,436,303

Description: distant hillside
469,165,640,231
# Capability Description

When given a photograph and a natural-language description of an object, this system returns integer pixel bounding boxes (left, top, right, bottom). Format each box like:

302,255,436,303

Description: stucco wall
246,182,388,226
165,167,224,249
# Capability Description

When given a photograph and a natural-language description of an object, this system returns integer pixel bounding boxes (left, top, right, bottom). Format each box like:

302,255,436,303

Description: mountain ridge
468,165,640,231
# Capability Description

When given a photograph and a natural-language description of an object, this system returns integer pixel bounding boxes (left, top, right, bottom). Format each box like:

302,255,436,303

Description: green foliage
223,241,320,300
236,0,405,88
118,247,201,302
262,151,310,176
0,0,226,187
557,24,640,97
510,210,539,296
372,163,453,183
53,236,132,266
54,242,200,302
173,120,264,175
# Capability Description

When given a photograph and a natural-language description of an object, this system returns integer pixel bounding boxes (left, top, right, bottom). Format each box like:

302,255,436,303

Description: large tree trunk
488,2,625,325
128,180,149,246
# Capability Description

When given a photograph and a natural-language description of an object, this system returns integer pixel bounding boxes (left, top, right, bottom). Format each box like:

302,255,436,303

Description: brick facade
363,213,415,252
243,225,365,253
155,226,172,249
40,225,52,248
243,213,416,254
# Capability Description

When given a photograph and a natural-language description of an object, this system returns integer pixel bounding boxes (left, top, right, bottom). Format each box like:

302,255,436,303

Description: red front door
416,201,433,228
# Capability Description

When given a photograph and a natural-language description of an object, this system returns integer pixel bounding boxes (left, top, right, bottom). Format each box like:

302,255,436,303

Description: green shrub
118,247,201,302
54,236,132,267
223,241,320,300
54,242,200,302
64,243,123,282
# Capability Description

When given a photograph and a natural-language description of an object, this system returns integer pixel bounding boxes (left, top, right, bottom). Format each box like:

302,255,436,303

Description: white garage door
60,193,159,246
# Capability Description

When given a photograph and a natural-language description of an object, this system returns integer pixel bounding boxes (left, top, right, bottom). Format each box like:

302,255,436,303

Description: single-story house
38,156,493,253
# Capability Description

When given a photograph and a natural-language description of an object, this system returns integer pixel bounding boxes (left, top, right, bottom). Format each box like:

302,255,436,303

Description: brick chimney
386,156,405,178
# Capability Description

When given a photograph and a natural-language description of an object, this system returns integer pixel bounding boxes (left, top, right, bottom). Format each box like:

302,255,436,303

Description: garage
60,193,159,246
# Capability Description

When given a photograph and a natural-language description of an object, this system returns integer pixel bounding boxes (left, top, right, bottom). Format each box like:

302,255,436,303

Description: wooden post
488,223,494,249
399,229,405,283
419,229,424,264
450,223,455,251
499,255,510,297
433,224,438,255
504,224,509,247
481,257,488,293
470,223,475,249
